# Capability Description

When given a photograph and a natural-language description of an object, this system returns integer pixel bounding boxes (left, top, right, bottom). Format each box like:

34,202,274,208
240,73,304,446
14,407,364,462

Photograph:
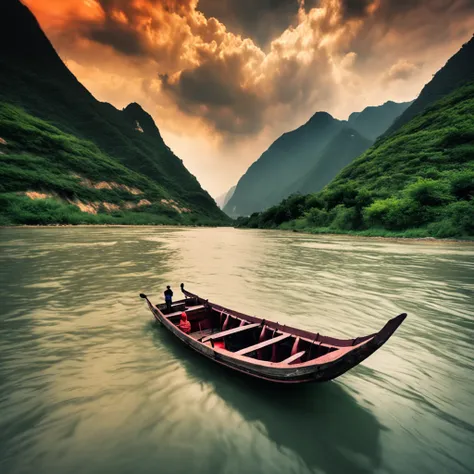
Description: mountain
224,112,345,216
237,80,474,238
215,185,236,209
0,0,227,225
225,101,409,217
290,128,372,196
386,35,474,135
348,101,412,141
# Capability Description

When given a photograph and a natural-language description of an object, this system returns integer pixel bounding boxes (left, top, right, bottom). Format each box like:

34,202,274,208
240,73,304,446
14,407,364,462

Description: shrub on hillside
363,197,424,230
449,170,474,200
305,207,330,227
405,178,453,206
329,205,359,230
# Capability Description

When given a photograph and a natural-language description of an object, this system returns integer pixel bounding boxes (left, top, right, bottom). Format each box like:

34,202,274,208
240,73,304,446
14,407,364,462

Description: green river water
0,227,473,474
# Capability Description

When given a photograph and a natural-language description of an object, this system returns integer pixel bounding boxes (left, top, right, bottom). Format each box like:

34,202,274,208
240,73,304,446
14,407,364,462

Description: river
0,227,473,474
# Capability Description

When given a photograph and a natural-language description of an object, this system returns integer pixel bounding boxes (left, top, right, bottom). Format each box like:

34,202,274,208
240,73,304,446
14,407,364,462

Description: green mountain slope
224,100,409,218
292,128,372,195
386,35,474,135
237,82,474,238
348,101,412,141
0,0,227,225
224,112,344,217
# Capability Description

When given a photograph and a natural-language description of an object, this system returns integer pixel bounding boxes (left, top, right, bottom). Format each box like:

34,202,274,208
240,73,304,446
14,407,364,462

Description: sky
24,0,474,198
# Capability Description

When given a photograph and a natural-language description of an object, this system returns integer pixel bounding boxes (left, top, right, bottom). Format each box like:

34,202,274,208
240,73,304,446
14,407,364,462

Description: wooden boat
140,284,406,384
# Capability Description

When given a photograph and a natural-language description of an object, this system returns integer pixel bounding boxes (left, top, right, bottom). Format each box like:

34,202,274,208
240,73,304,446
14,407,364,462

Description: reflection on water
0,227,473,474
154,326,384,474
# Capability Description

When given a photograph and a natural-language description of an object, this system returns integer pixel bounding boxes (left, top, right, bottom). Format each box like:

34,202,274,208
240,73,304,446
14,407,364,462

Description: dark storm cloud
160,55,266,135
339,0,374,19
160,42,336,136
87,19,146,56
32,0,474,140
342,0,474,72
72,0,196,57
197,0,318,46
338,0,474,25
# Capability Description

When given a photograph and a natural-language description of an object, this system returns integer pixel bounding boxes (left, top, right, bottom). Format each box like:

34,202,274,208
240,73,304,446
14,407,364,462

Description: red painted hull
141,286,406,384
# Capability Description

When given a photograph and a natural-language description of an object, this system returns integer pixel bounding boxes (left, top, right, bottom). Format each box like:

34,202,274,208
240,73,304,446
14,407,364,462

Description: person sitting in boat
178,312,191,334
164,285,173,313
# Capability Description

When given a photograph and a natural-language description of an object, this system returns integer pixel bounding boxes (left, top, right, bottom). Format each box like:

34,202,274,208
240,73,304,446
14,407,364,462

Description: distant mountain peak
307,111,334,125
348,100,412,141
225,99,411,217
123,102,146,114
122,102,164,141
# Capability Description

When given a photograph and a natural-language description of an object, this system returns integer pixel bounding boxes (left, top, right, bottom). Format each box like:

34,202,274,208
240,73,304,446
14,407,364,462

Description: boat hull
141,289,406,384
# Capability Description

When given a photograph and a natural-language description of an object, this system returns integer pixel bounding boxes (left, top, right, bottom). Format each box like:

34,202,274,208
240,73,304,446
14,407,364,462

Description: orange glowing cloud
24,0,104,28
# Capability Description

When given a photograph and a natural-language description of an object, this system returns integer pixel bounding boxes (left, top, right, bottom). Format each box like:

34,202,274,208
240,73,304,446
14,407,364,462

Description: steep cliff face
0,0,227,224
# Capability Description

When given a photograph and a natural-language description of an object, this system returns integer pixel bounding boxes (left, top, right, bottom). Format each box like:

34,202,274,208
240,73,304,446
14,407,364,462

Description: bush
449,170,474,200
443,201,474,234
428,220,460,238
305,207,330,227
305,194,324,210
405,179,453,206
329,205,359,230
363,197,424,230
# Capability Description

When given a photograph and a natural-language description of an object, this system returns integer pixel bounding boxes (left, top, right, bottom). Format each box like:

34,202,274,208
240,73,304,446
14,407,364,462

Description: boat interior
157,298,340,365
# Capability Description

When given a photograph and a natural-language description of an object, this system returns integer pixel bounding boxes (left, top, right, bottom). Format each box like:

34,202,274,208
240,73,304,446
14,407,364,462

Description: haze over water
1,227,473,474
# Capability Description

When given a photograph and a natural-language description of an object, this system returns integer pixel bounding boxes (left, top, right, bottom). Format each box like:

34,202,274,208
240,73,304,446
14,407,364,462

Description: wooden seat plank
236,333,291,356
184,305,206,312
202,323,260,343
164,305,206,318
281,350,306,364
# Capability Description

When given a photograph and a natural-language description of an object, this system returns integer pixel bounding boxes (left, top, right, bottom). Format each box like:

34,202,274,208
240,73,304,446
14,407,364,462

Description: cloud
28,0,474,137
383,59,421,82
156,0,360,135
339,0,377,19
24,0,474,195
47,0,356,136
197,0,299,47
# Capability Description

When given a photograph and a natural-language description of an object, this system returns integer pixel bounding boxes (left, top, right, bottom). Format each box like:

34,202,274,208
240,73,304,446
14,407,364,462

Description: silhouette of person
164,285,173,313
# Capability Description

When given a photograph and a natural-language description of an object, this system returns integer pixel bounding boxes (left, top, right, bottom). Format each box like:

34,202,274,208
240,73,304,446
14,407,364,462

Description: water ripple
0,227,473,474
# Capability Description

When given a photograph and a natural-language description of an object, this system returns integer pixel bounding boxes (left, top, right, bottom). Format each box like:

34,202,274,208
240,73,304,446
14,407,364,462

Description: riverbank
285,226,474,243
0,224,225,228
2,223,473,244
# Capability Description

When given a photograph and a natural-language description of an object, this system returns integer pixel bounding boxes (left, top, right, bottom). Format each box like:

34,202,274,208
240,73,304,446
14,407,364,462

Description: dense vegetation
235,83,474,239
0,103,227,226
0,0,227,225
225,102,410,217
